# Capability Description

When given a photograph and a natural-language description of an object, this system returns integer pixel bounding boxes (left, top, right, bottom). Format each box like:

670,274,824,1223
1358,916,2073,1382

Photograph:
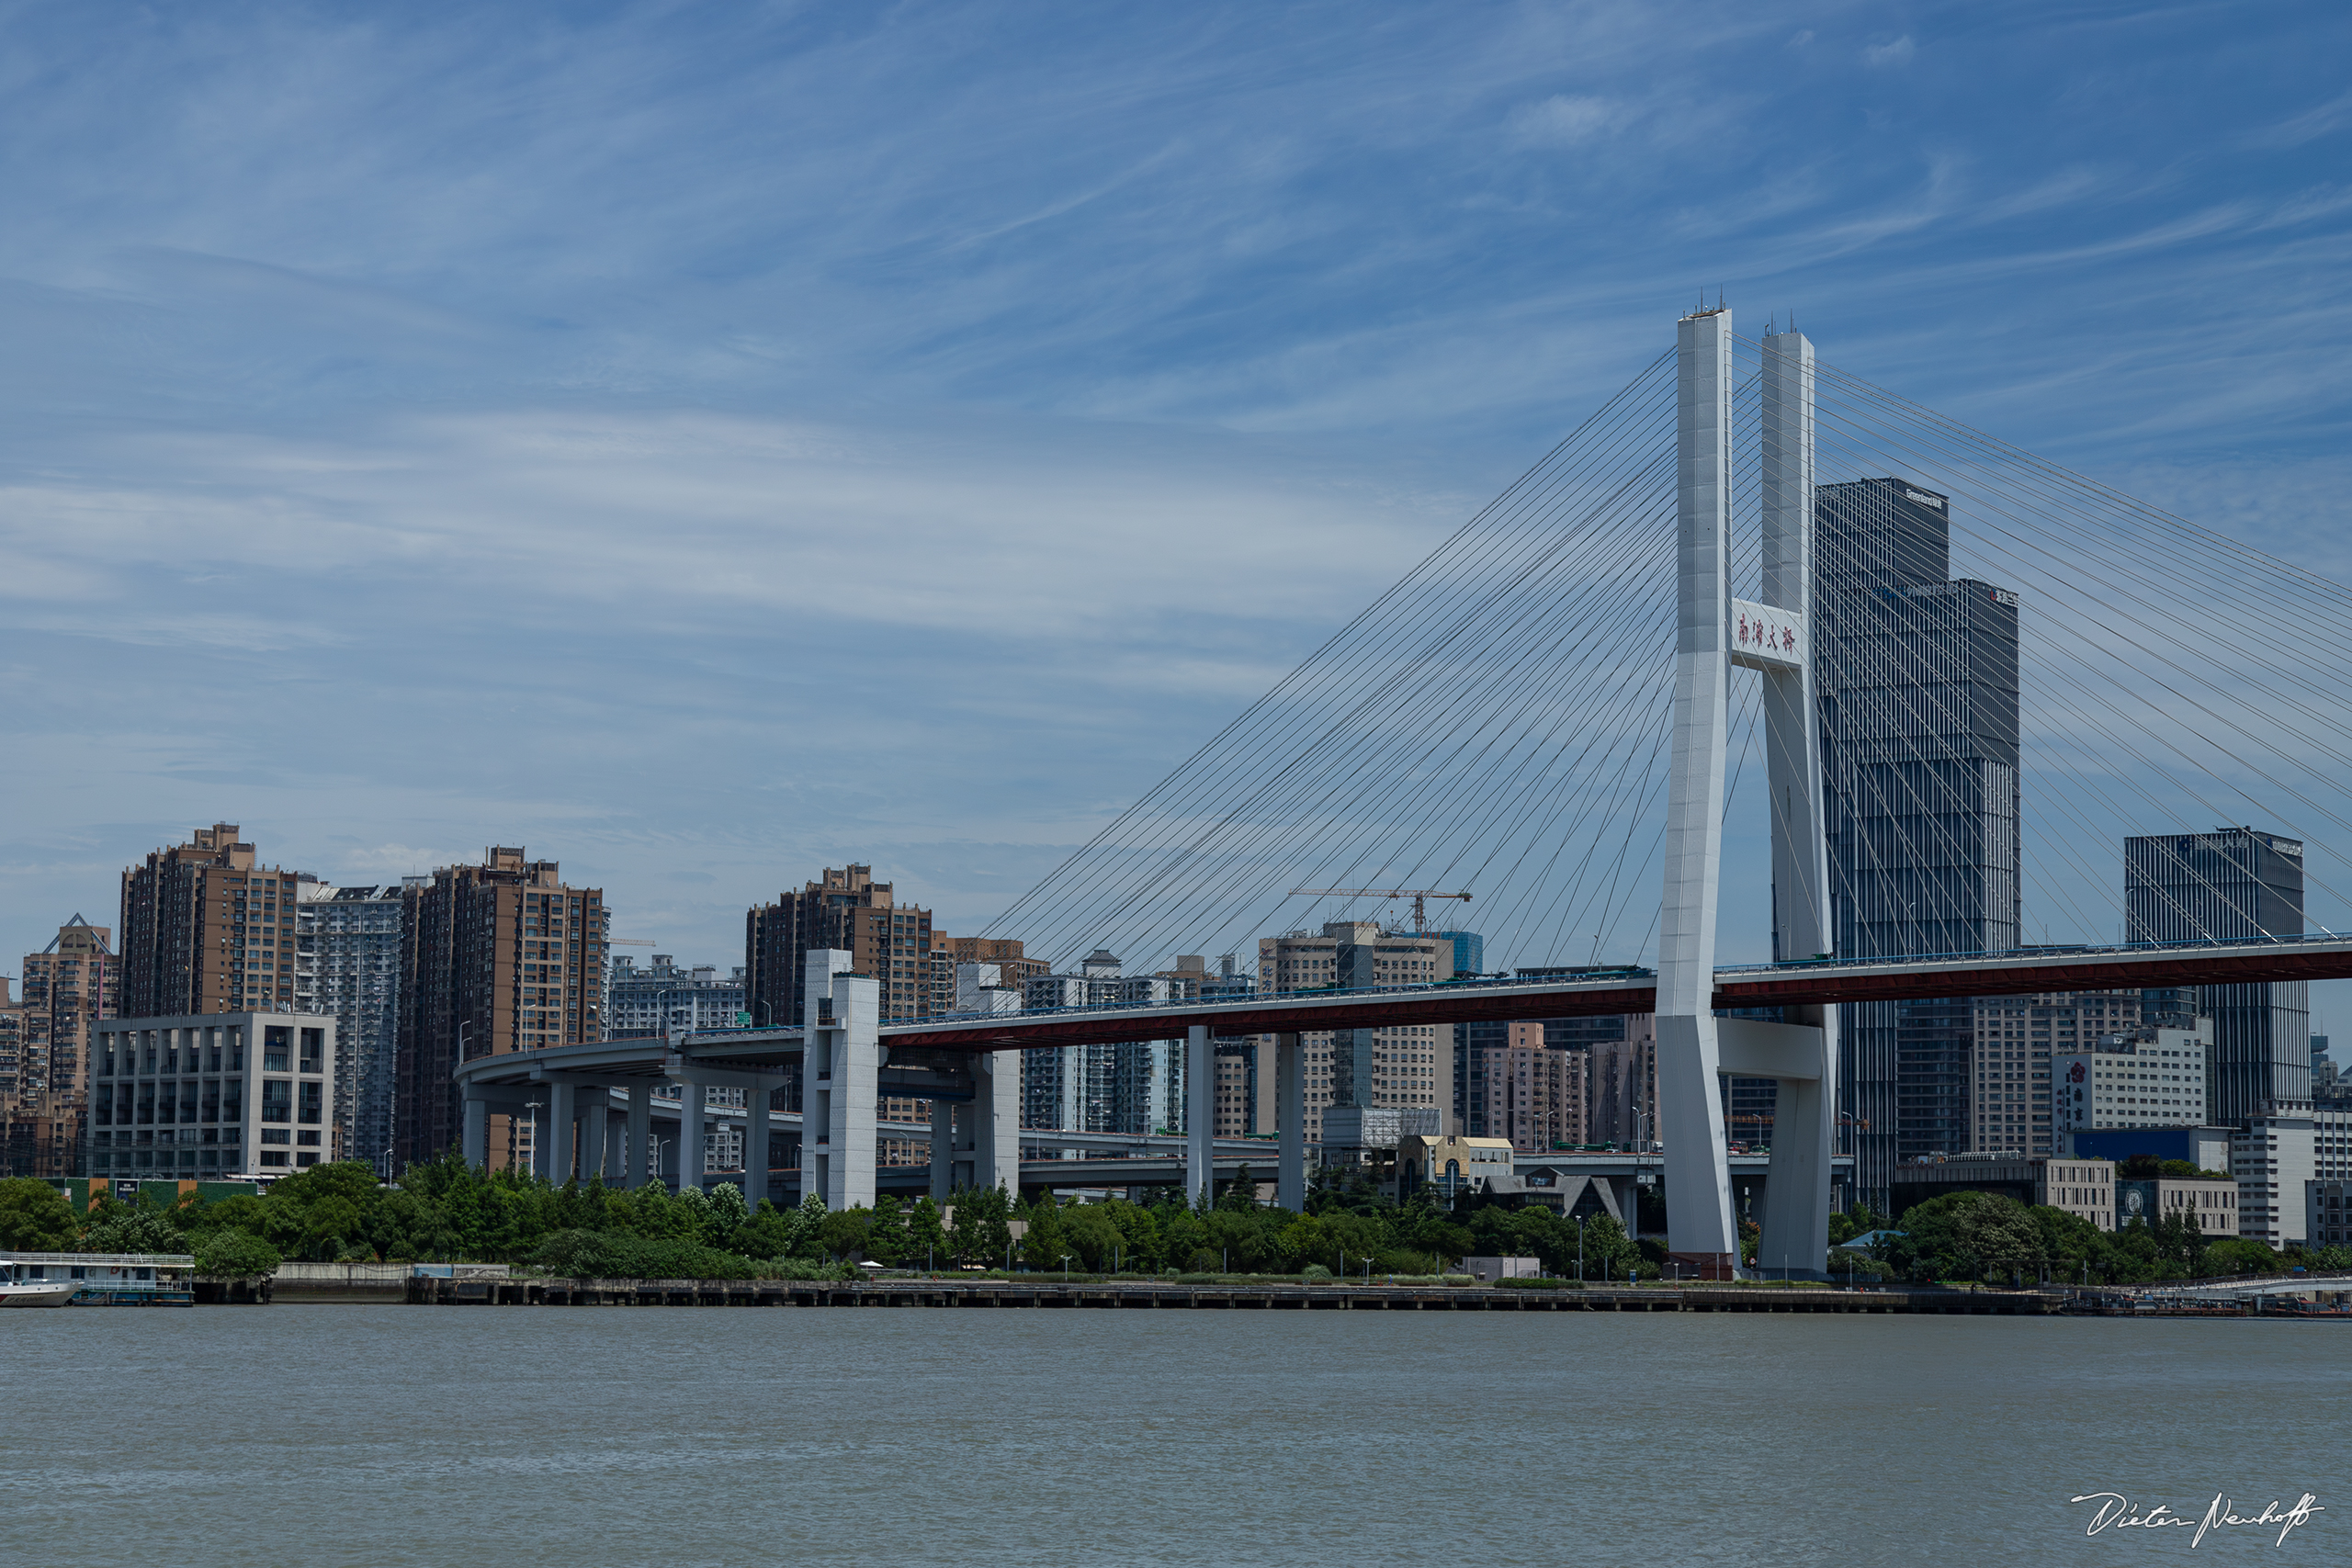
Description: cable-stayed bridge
466,306,2352,1280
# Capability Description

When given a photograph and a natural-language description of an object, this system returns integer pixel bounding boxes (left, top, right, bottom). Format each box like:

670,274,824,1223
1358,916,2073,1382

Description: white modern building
85,1012,339,1179
2052,1022,2211,1136
2233,1108,2317,1249
606,955,746,1039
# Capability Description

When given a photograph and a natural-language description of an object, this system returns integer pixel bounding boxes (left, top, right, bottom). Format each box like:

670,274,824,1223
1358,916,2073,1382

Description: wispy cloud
1,0,2349,965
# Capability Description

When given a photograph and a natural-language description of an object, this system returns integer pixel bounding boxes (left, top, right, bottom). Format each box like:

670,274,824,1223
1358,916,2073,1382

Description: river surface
4,1305,2339,1565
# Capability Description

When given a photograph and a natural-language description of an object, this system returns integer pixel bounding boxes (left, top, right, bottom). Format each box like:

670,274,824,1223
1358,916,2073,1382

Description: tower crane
1286,887,1471,933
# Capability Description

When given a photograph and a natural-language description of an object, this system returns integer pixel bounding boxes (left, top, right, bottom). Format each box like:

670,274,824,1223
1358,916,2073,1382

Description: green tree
865,1195,910,1264
818,1204,873,1260
904,1197,947,1270
0,1179,81,1250
1022,1195,1068,1269
82,1206,187,1256
195,1229,282,1280
735,1200,809,1260
704,1182,750,1247
1062,1202,1123,1270
948,1183,1013,1268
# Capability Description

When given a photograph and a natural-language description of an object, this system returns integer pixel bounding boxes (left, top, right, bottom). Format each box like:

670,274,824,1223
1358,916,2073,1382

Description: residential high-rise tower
393,849,605,1170
7,917,119,1177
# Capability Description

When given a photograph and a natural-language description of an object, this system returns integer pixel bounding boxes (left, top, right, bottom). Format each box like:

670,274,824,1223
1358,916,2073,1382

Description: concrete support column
1657,303,1739,1279
801,949,853,1206
1275,1032,1306,1213
625,1083,650,1190
1186,1024,1214,1207
930,1093,954,1204
677,1082,706,1194
822,970,880,1212
740,1077,780,1207
973,1048,1021,1195
547,1081,578,1183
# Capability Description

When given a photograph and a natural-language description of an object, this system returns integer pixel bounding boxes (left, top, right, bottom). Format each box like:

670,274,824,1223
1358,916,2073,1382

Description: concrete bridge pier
625,1083,651,1190
1275,1032,1306,1212
675,1082,706,1194
802,949,878,1210
973,1048,1019,1194
930,1096,954,1203
1186,1025,1214,1206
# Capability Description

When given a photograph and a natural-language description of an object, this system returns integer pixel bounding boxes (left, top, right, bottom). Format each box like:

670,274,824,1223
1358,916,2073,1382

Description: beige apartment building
1258,921,1452,1146
1472,1021,1589,1153
6,917,120,1179
394,848,606,1171
120,823,307,1018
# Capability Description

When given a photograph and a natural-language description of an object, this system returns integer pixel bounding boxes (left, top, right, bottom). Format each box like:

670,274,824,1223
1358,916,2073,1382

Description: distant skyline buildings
606,953,744,1039
2126,828,2311,1121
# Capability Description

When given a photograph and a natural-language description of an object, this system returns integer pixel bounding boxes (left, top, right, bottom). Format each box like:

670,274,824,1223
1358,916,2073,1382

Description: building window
300,1029,324,1074
265,1027,291,1073
299,1081,322,1124
262,1080,292,1124
262,1129,290,1145
224,1078,243,1120
259,1152,288,1167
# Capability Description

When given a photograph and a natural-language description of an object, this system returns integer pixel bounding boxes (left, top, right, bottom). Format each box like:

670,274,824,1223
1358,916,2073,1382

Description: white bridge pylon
1657,307,1838,1280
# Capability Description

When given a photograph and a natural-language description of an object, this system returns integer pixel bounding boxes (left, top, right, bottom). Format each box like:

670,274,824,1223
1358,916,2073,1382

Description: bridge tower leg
1657,304,1741,1280
1757,326,1838,1281
1275,1032,1306,1212
1186,1025,1214,1206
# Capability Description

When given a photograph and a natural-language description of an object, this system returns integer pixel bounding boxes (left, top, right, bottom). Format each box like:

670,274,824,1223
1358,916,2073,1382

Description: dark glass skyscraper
1812,478,2022,1205
2125,828,2310,1120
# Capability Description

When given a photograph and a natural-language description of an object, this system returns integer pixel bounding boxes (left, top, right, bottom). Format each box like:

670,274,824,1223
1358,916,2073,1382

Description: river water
4,1305,2338,1565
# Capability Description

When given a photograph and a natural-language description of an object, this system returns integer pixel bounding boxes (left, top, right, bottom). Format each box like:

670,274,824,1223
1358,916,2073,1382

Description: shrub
1300,1263,1333,1283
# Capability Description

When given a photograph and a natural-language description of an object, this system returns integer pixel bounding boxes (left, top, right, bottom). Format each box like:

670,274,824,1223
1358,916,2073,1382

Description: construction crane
1287,887,1471,933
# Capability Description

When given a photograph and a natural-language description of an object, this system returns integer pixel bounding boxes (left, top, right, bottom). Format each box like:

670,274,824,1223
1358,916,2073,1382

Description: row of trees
0,1159,1644,1280
1851,1190,2352,1286
13,1157,2340,1286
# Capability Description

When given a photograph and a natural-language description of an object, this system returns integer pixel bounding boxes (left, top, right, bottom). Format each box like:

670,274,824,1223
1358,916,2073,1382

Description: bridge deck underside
883,946,2352,1051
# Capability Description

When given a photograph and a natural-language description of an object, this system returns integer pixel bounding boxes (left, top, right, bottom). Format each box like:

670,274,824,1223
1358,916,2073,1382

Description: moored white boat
0,1279,76,1308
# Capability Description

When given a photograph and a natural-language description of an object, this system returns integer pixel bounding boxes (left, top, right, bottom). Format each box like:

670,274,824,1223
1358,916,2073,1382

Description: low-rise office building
85,1012,339,1179
1396,1134,1517,1201
1888,1154,2115,1229
2308,1180,2352,1247
2114,1177,2238,1237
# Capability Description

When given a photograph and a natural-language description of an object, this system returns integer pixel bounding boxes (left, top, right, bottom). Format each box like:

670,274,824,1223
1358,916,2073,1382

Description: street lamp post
1576,1214,1585,1283
1061,1254,1073,1280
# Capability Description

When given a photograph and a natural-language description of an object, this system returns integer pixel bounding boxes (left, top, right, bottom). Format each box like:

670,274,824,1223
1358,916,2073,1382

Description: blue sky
4,2,2350,1016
